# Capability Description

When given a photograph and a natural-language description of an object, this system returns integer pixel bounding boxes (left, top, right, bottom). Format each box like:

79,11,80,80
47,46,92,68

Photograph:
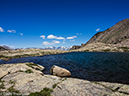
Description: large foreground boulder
50,65,71,77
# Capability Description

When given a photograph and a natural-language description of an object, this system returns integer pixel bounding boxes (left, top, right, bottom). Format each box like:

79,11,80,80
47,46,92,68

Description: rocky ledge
0,63,129,96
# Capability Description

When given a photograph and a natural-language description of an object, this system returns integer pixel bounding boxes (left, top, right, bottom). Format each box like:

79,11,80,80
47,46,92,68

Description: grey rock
52,78,113,96
118,85,129,94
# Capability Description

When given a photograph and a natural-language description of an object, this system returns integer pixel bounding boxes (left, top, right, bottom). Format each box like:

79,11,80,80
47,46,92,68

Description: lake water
0,52,129,84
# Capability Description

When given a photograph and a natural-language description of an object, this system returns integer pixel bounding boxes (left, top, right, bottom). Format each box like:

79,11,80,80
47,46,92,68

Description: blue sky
0,0,129,48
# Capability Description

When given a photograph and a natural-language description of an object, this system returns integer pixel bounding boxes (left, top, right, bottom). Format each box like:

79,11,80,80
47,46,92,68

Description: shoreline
0,62,129,96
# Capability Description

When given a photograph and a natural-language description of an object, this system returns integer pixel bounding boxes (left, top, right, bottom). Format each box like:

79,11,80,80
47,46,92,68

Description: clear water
1,52,129,84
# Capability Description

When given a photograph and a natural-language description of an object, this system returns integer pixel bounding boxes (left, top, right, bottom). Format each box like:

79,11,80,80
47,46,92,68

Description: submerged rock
50,65,71,77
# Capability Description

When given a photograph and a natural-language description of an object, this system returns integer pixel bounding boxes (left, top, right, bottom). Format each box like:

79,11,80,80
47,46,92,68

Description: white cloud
7,30,16,33
42,40,60,46
42,41,51,45
96,28,100,32
20,33,23,35
56,37,65,40
47,34,57,39
40,35,45,39
67,36,77,39
52,40,60,44
62,42,65,44
47,34,65,40
0,27,4,32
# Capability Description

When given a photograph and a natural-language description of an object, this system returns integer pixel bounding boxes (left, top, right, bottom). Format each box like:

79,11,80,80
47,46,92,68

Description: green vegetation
92,50,98,52
118,47,129,52
53,78,67,89
112,49,118,52
9,80,15,84
61,77,67,81
18,70,24,72
25,69,33,73
29,87,53,96
0,76,5,89
119,47,129,49
0,81,5,89
52,83,58,89
102,49,111,52
7,86,20,93
26,63,38,68
91,81,115,92
84,50,89,52
26,63,40,70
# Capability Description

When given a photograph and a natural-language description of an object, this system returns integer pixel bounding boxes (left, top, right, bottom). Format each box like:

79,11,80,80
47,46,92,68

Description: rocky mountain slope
0,46,10,51
70,19,129,51
86,19,129,46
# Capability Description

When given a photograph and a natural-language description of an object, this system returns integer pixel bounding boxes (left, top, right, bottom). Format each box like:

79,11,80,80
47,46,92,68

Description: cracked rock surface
0,63,129,96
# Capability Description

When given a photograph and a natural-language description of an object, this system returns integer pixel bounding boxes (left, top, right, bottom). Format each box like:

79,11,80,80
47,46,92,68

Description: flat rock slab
52,78,129,96
0,63,129,96
52,78,113,96
2,73,61,95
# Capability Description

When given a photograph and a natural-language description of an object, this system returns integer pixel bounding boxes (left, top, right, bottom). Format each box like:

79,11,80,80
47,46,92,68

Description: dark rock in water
50,65,71,77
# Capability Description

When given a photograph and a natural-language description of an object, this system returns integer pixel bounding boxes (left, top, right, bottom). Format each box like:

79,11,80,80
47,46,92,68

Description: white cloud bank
0,27,4,32
67,36,77,39
96,28,100,32
7,30,16,33
47,34,65,40
42,40,60,46
40,35,45,39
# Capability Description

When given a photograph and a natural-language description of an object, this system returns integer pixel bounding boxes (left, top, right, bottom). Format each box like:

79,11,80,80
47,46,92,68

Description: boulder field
0,63,129,96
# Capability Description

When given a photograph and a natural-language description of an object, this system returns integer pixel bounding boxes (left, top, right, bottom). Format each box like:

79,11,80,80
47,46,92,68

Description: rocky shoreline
0,63,129,96
1,47,129,61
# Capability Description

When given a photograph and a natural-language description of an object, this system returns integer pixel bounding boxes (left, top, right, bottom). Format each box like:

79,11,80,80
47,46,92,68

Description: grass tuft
25,69,33,73
29,87,53,96
7,86,20,93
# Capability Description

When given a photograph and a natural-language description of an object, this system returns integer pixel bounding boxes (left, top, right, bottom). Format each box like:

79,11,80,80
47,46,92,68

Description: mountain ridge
70,19,129,51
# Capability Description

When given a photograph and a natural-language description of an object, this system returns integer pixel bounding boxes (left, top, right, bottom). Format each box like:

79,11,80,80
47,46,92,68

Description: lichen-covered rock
50,65,71,77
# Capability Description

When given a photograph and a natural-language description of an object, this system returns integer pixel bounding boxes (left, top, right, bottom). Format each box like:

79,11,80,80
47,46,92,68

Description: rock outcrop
0,63,129,96
0,46,8,51
70,45,81,50
50,65,71,77
86,19,129,46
